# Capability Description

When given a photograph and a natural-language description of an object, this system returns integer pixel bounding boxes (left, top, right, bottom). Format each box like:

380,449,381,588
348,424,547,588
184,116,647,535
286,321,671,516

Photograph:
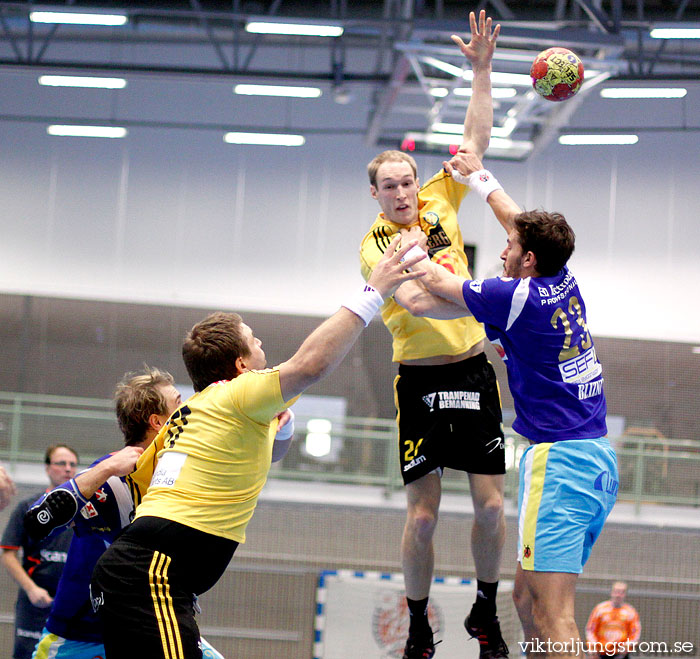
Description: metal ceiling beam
241,0,284,72
647,0,692,75
571,0,622,32
365,0,414,147
0,58,390,83
554,0,568,22
412,22,626,51
0,6,23,60
31,0,79,64
188,0,231,70
0,0,698,160
365,54,412,146
529,69,613,157
0,112,366,134
484,0,516,21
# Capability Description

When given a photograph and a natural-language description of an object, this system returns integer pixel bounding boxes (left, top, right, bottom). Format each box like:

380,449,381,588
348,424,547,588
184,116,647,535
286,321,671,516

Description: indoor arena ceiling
1,0,698,159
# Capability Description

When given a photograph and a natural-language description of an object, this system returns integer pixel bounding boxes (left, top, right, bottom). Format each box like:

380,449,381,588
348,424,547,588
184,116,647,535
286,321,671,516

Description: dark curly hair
513,210,575,276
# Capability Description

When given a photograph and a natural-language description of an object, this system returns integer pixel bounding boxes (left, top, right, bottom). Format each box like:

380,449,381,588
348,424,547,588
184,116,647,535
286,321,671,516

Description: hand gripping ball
530,47,584,102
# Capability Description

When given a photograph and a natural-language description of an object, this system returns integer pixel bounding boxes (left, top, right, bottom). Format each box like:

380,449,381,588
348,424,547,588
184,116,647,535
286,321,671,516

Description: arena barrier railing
1,391,698,509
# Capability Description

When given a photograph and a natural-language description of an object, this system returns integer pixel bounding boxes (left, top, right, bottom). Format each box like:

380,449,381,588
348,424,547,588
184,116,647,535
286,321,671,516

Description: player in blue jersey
23,367,245,659
402,151,618,658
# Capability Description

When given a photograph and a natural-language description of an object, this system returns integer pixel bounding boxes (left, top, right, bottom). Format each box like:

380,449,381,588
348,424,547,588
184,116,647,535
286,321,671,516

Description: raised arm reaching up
278,236,426,400
454,10,500,157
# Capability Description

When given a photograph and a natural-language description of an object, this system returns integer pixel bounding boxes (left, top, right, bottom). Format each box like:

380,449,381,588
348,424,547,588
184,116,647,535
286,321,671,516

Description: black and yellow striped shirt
359,169,485,361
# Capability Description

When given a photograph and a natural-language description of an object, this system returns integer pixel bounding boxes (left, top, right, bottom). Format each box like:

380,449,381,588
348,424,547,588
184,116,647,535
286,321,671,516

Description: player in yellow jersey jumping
359,10,507,659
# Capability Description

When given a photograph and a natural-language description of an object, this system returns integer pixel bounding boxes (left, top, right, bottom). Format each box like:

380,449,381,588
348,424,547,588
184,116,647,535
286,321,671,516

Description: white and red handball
530,47,584,102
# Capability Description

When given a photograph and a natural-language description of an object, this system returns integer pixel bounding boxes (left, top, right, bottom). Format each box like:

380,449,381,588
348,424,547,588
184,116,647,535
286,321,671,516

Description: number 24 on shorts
404,438,424,462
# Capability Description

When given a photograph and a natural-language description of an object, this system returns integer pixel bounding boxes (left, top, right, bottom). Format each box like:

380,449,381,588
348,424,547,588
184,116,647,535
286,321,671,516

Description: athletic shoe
24,487,79,540
402,628,439,659
465,612,509,659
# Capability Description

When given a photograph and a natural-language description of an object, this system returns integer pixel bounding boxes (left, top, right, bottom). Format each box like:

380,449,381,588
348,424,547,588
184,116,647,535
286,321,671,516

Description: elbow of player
474,134,491,156
294,354,332,389
410,304,431,318
400,296,429,317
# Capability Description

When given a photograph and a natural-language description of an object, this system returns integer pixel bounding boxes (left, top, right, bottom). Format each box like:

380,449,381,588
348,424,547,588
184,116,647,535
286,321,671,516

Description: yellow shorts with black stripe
517,437,618,573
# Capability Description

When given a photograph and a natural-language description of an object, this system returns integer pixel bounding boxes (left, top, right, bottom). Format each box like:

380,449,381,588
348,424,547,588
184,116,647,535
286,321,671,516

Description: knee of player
408,508,438,539
512,582,529,612
473,494,504,525
532,601,574,633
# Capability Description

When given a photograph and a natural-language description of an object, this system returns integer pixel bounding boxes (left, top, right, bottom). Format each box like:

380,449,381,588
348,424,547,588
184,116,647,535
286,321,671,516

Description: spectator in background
0,464,17,509
586,582,641,658
0,445,78,659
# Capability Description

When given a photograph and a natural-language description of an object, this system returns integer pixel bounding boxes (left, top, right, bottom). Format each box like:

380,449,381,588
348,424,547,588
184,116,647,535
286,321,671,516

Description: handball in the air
530,47,584,102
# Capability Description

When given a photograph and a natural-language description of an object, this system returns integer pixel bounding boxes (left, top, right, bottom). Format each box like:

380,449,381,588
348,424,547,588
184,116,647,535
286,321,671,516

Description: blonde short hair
115,366,175,446
367,150,418,187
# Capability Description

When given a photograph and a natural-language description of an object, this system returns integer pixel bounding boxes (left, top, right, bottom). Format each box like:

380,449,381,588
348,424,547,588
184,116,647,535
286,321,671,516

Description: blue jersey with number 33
461,266,607,443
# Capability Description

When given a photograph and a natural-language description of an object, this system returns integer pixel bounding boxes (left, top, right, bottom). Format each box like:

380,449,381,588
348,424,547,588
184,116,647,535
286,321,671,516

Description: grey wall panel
1,78,699,341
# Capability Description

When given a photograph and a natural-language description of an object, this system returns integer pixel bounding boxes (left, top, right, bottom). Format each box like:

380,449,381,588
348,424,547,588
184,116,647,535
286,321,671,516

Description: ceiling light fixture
422,56,464,77
432,117,517,138
245,22,343,37
422,57,533,86
558,134,638,145
454,87,517,99
469,70,533,86
650,28,700,39
429,87,517,99
600,88,687,98
30,11,127,26
47,125,127,138
487,137,532,153
401,132,532,159
39,75,127,89
431,122,468,133
234,84,321,98
223,132,305,146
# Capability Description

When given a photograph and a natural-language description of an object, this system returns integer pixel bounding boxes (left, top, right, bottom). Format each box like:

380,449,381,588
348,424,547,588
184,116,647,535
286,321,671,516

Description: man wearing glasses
1,445,79,659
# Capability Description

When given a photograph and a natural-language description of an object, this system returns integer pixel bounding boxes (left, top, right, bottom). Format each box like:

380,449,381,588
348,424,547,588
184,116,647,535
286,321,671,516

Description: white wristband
466,169,503,202
275,409,295,441
449,168,470,186
342,284,384,327
399,244,427,264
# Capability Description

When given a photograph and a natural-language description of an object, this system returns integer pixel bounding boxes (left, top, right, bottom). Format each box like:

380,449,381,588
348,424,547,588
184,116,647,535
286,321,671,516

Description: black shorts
91,516,237,659
394,352,505,484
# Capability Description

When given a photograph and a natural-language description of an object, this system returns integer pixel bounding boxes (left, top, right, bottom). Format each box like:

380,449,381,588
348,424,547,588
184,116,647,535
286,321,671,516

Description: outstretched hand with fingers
451,9,500,70
368,235,426,298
